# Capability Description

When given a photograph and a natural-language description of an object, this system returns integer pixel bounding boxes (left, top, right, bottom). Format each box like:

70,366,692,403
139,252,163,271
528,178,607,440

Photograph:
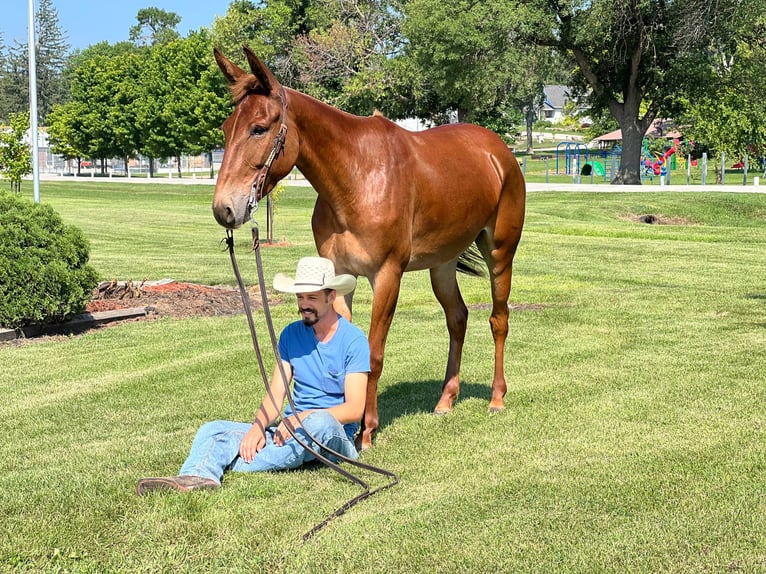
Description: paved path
37,173,765,193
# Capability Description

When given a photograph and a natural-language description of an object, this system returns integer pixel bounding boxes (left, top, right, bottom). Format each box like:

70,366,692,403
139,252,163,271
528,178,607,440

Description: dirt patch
1,280,279,346
88,279,274,319
624,213,694,225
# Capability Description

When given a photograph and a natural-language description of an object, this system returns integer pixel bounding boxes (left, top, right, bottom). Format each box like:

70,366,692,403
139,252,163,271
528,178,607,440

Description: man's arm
324,372,367,424
272,371,368,446
239,360,292,463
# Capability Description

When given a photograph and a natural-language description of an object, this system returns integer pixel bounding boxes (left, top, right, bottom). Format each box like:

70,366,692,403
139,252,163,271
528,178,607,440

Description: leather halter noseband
247,85,289,215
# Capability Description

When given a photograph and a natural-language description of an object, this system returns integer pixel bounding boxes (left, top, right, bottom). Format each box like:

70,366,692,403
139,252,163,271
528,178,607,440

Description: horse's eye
250,125,268,137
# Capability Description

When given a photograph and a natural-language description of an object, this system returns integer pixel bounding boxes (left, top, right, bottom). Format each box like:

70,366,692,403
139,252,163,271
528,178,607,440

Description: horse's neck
288,90,360,194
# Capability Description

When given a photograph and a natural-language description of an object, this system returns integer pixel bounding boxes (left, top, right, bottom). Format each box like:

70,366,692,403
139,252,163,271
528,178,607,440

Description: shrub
0,192,99,329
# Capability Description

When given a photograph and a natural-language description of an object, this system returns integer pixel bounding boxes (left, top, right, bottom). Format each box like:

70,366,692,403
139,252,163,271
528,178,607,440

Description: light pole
27,0,41,203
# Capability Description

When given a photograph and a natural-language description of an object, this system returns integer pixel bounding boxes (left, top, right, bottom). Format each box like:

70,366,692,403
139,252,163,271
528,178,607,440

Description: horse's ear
214,48,247,85
243,46,281,96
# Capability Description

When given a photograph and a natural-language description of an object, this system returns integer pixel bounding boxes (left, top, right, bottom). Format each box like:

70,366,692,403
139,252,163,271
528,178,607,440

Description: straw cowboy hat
273,257,357,295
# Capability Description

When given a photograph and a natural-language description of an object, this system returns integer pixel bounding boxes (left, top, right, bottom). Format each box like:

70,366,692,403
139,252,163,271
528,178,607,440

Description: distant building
594,119,682,149
538,85,590,125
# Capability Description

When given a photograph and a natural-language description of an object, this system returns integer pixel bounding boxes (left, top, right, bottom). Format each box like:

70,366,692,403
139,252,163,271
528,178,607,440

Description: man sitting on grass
137,257,369,494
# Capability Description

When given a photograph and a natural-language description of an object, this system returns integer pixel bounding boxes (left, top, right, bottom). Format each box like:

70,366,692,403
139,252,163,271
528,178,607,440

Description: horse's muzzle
212,194,248,229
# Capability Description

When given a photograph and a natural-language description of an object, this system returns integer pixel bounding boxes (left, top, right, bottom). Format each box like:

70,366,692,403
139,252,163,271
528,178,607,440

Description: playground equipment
581,160,606,177
556,141,589,175
641,139,678,182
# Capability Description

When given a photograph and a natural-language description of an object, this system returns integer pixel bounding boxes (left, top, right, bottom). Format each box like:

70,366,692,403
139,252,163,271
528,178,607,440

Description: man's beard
300,309,319,326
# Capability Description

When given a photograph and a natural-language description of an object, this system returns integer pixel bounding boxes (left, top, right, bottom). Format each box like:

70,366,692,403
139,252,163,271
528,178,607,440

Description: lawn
1,180,764,573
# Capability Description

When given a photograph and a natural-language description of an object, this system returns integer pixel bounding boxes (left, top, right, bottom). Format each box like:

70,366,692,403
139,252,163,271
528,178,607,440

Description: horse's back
404,123,521,185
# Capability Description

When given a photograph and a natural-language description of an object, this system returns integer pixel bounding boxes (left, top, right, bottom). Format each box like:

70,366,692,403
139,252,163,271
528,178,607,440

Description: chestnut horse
212,47,526,449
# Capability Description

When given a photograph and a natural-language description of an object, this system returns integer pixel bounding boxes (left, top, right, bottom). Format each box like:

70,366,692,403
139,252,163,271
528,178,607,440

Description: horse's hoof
488,405,505,414
433,407,452,416
356,435,374,451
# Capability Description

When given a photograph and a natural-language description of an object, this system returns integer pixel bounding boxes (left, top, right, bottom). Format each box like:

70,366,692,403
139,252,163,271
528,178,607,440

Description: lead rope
225,226,398,541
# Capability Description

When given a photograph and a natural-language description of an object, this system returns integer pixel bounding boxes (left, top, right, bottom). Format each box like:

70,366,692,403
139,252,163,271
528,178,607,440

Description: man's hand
239,422,266,463
273,414,304,447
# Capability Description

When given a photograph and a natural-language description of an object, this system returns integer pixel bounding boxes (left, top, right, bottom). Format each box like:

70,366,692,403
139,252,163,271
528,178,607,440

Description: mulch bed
1,280,273,346
87,279,269,319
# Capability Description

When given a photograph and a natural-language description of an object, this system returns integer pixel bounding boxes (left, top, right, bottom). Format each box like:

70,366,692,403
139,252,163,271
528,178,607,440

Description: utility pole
27,0,41,203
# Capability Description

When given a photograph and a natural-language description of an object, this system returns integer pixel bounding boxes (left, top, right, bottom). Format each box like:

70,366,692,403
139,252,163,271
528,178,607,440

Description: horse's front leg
429,262,467,414
358,264,403,450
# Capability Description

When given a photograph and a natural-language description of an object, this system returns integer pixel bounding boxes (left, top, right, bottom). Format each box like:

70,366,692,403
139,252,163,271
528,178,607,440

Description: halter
247,85,289,215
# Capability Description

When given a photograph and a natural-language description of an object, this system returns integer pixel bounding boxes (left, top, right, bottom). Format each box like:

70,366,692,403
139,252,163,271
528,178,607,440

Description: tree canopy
679,6,766,168
4,0,766,186
129,7,182,47
527,0,749,183
0,0,69,125
0,112,32,192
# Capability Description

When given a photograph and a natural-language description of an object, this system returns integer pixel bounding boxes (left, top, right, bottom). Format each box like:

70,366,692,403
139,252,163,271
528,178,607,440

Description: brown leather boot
137,475,219,496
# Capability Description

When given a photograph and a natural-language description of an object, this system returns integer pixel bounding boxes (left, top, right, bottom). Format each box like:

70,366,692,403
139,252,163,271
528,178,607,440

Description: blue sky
3,0,230,51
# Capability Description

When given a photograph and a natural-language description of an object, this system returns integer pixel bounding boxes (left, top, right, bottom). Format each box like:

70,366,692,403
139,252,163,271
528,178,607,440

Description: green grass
2,181,765,573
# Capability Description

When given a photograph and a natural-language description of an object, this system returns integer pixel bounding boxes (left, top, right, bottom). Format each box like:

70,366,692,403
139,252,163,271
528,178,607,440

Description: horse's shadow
375,379,494,434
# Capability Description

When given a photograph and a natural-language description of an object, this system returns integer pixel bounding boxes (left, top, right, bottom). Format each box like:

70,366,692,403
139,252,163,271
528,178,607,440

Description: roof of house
595,119,682,142
541,85,570,110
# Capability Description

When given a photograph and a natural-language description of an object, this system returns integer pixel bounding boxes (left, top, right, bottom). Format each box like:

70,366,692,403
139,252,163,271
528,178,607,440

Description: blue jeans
178,410,358,484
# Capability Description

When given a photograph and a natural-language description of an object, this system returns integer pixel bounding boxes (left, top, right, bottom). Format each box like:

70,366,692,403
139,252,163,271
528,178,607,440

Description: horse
212,47,526,449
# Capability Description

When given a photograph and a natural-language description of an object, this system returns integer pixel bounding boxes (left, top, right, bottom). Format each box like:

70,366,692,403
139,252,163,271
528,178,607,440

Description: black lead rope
225,227,398,541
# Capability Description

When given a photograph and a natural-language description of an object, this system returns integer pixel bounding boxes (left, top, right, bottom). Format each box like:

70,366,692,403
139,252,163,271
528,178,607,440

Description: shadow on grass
376,379,496,434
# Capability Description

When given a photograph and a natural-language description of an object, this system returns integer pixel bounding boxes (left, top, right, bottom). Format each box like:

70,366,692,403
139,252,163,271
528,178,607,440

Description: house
538,85,590,125
539,85,570,123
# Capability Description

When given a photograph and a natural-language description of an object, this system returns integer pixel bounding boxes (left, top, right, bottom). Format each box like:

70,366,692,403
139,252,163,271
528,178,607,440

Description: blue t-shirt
279,315,370,437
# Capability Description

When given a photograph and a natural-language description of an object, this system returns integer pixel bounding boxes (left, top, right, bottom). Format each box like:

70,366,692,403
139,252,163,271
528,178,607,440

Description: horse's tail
457,243,486,278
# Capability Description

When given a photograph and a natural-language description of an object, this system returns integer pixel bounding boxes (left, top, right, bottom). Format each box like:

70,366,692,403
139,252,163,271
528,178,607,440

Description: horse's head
212,47,298,228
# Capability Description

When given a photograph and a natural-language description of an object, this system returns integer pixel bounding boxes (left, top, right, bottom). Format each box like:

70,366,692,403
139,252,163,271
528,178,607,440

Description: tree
46,100,89,171
0,32,8,123
34,0,71,123
400,0,559,144
288,0,404,115
0,43,29,125
137,32,228,177
129,7,182,47
527,0,746,184
211,0,324,78
187,37,231,178
56,51,143,173
679,7,766,180
0,112,32,192
0,0,70,125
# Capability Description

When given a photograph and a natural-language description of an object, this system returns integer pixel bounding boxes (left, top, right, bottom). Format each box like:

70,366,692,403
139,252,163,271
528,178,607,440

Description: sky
3,0,230,51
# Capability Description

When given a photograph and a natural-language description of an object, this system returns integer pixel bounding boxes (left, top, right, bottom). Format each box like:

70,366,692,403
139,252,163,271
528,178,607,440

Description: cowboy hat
273,257,356,295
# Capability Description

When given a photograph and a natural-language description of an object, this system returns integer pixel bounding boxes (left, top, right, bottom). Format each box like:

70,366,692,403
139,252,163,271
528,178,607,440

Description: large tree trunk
525,106,535,154
608,94,654,185
612,120,645,184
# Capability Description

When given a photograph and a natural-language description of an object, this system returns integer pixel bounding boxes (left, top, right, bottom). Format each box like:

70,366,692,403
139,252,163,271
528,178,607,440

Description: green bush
0,192,99,329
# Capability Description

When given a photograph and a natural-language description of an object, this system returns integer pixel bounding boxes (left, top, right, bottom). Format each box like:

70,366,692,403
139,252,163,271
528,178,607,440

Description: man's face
296,290,334,326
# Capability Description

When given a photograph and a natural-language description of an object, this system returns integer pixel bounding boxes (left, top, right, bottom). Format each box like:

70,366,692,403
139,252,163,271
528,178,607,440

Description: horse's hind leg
429,261,468,415
477,230,520,413
476,194,524,412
